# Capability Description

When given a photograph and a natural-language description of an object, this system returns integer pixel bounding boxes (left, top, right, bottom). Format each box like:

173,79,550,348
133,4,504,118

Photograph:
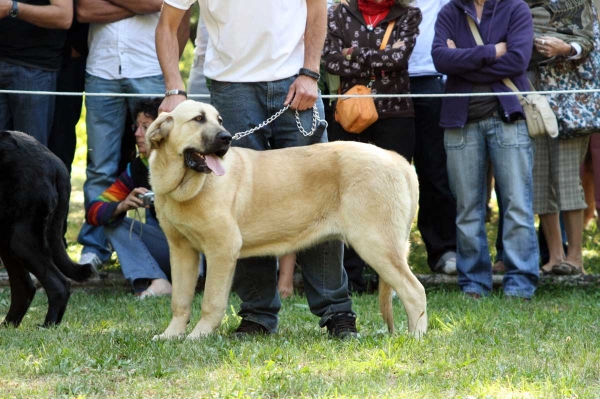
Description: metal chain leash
231,104,323,141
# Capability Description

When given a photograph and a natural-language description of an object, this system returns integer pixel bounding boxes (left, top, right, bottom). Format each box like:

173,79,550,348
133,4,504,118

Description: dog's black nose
216,131,232,144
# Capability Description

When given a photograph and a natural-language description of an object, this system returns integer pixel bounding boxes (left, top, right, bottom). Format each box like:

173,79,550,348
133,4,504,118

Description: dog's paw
186,331,211,340
152,332,185,341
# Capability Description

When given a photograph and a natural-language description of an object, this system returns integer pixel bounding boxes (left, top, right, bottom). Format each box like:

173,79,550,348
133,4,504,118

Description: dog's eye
218,117,223,125
194,115,204,123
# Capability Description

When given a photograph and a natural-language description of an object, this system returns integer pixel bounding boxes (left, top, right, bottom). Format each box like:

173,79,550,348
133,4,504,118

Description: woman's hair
396,0,411,6
134,97,162,120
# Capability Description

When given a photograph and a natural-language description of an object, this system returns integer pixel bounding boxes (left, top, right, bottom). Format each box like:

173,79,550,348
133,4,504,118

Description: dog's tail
49,164,96,282
378,280,395,334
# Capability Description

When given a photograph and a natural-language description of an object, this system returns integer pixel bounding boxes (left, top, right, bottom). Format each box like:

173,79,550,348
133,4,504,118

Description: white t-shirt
408,0,449,77
164,0,307,82
86,14,163,80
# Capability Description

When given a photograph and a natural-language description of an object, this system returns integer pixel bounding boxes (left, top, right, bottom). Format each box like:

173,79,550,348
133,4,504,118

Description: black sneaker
232,319,270,337
325,313,359,339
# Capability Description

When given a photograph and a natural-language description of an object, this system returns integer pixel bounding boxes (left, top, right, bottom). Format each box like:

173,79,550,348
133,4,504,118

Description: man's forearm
107,0,161,15
176,8,192,58
156,19,185,91
76,0,134,23
15,0,72,29
304,0,327,72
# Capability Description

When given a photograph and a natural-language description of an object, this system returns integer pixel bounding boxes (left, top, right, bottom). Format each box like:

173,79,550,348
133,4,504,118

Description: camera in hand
137,191,155,206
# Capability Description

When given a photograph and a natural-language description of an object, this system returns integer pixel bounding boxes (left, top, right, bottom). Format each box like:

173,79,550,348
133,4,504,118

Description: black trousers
329,116,416,293
48,56,87,174
48,56,86,244
411,76,457,271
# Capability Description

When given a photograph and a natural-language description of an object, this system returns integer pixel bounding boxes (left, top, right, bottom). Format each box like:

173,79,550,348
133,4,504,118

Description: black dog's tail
49,164,96,282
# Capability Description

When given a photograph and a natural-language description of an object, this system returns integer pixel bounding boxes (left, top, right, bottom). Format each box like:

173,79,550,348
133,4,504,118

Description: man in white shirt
408,0,457,275
156,0,357,338
186,14,209,98
75,0,189,268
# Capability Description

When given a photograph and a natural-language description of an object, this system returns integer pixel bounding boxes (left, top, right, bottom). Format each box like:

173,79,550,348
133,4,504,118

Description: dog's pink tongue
205,154,225,176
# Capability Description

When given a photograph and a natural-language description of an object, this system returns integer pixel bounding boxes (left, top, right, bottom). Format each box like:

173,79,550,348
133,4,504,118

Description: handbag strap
380,19,396,50
338,19,397,94
466,15,526,100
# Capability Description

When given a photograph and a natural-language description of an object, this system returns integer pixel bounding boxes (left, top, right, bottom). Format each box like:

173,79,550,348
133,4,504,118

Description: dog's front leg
187,251,238,339
154,239,199,340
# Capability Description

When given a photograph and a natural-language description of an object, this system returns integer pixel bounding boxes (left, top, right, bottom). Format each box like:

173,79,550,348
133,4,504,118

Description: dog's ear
146,112,174,150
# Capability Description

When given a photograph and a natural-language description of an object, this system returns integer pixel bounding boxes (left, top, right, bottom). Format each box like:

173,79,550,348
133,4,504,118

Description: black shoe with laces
232,319,271,337
325,313,359,339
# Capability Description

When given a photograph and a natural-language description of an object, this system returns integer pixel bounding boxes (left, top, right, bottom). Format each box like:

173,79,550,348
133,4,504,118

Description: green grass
1,286,599,397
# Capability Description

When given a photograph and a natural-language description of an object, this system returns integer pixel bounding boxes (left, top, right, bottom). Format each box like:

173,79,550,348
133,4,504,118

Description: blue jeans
104,214,171,289
0,60,57,146
445,116,539,298
210,77,354,332
77,74,165,262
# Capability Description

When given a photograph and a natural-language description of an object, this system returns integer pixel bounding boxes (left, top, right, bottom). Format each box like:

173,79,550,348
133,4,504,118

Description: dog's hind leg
155,236,200,340
36,269,71,327
9,226,71,327
0,248,36,327
351,238,427,338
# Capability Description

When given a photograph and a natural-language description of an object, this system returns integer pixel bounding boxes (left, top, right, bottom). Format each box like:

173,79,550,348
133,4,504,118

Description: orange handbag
335,19,395,134
334,84,379,133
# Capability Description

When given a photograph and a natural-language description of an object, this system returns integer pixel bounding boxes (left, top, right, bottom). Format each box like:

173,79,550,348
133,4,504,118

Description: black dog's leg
36,271,70,327
0,248,36,327
10,225,71,327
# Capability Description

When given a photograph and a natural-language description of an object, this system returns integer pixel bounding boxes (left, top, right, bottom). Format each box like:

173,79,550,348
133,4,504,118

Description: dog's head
146,100,232,176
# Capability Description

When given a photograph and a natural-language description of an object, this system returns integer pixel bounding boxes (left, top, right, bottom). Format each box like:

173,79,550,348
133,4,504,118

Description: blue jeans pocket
495,119,530,148
209,80,235,95
84,72,97,85
444,127,466,150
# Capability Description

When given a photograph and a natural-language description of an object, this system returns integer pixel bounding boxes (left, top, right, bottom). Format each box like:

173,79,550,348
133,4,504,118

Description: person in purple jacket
431,0,539,300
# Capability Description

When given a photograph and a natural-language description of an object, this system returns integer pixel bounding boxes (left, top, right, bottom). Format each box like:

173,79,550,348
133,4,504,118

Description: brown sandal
551,262,583,275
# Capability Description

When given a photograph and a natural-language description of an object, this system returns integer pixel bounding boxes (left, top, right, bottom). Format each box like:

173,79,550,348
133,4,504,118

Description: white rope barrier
2,88,600,98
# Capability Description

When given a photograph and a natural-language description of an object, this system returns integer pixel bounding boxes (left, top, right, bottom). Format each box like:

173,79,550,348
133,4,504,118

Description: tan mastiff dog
146,100,427,340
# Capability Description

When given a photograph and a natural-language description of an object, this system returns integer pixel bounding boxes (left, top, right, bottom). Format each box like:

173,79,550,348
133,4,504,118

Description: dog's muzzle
184,131,231,176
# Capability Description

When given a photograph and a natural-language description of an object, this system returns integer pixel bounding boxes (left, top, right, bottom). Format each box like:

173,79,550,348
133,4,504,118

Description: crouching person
85,98,172,298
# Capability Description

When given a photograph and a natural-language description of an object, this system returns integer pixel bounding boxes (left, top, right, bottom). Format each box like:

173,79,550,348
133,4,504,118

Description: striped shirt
86,157,152,226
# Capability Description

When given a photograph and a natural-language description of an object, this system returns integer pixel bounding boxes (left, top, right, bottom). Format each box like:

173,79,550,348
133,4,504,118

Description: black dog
0,131,95,327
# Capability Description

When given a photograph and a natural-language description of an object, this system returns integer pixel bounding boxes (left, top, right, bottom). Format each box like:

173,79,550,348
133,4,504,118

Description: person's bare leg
581,154,595,229
539,213,565,273
277,253,296,299
563,209,585,273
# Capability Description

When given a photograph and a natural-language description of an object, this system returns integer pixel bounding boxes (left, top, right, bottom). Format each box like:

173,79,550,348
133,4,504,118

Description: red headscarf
358,0,397,15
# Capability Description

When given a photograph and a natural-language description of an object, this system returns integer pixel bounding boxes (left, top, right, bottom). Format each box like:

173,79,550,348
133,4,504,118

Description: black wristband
298,68,321,81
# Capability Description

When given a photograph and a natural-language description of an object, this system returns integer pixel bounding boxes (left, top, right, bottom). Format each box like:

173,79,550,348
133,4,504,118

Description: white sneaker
79,252,102,269
442,258,457,275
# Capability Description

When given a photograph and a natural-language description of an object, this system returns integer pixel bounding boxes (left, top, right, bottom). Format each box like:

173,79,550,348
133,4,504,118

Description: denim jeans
445,116,539,298
210,77,354,332
104,214,171,289
77,74,165,262
0,60,57,146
